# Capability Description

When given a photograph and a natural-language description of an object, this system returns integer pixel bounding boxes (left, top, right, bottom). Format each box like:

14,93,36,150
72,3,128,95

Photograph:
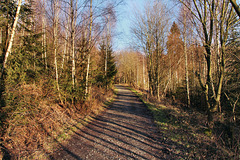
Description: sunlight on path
53,85,183,159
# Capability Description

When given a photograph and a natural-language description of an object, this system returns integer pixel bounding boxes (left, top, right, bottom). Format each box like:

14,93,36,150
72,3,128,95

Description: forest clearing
0,0,239,159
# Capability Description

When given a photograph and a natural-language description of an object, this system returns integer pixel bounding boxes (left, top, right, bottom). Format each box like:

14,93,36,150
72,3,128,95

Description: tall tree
182,6,191,107
97,42,117,88
85,0,93,96
167,22,184,92
179,0,239,123
131,1,169,98
61,10,69,71
42,0,47,69
70,0,76,88
1,0,22,78
52,0,60,92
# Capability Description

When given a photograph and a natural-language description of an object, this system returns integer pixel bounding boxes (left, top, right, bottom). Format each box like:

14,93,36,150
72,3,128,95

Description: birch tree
52,0,60,92
61,12,69,71
70,0,76,88
42,0,47,69
181,6,191,107
1,0,22,78
105,15,110,78
131,1,169,98
85,0,93,96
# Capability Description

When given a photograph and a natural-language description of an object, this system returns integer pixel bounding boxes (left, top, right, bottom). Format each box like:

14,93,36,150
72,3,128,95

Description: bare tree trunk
70,0,76,88
147,74,149,95
62,17,69,70
191,24,195,88
85,0,93,96
105,39,108,78
85,56,90,94
105,29,108,77
137,56,139,86
183,8,190,107
42,0,44,60
179,0,236,124
212,1,232,112
53,0,60,92
105,15,110,89
42,0,47,69
156,43,160,100
29,9,36,71
1,0,22,78
169,54,172,92
142,55,145,89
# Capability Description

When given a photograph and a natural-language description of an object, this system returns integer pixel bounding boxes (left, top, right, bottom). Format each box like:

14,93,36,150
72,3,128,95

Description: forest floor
52,84,184,159
129,87,237,159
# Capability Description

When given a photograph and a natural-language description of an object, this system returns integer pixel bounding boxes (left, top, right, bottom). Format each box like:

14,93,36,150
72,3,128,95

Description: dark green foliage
0,0,17,25
0,0,17,56
0,2,34,151
96,42,117,88
59,66,85,104
5,33,43,84
0,0,119,158
0,27,44,158
2,33,42,116
0,0,33,56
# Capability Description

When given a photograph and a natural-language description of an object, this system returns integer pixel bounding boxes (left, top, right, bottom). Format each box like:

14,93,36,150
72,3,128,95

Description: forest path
52,85,181,160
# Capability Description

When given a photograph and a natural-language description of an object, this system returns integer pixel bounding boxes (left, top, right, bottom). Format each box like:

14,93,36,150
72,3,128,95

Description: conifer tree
167,22,184,92
97,42,117,88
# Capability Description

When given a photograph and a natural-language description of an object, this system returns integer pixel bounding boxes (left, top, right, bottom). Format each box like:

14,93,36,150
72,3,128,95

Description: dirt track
52,85,181,160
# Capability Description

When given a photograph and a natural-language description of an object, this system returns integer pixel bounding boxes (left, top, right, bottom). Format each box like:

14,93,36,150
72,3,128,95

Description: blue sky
113,0,145,50
113,0,180,51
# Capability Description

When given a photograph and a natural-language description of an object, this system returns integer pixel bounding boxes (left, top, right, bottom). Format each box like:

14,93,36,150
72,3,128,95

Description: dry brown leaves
2,84,114,159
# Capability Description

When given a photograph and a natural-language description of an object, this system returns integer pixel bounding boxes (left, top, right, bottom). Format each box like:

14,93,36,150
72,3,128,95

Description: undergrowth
0,82,115,159
128,86,239,159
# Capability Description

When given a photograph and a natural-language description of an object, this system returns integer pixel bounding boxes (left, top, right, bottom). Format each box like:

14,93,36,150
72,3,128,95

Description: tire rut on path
52,85,181,160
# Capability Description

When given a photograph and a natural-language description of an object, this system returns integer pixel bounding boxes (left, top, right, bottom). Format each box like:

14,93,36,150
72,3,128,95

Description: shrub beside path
52,85,183,159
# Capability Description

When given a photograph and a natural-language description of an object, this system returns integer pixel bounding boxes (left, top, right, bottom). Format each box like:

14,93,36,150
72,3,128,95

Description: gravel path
52,85,180,160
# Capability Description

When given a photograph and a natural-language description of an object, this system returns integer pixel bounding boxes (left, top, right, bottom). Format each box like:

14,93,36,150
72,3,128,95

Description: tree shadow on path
52,85,185,160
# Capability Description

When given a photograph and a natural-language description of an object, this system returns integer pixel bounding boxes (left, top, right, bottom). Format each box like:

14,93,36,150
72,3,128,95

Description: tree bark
62,20,69,71
212,0,233,112
183,8,190,107
142,55,145,89
1,0,22,78
53,0,60,92
85,0,93,96
42,0,47,69
105,17,109,77
70,0,76,88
